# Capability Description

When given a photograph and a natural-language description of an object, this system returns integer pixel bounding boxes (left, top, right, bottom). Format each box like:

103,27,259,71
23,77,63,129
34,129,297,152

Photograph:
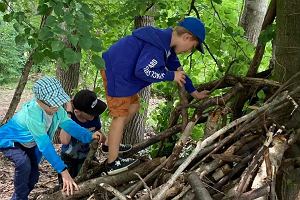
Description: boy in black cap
59,89,107,181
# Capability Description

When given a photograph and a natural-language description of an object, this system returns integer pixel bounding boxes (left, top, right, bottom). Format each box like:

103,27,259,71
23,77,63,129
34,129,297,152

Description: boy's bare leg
125,103,140,124
107,103,140,163
107,116,127,163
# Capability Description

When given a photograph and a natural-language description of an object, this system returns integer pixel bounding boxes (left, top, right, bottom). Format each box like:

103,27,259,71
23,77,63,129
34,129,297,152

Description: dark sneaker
101,143,132,154
105,157,139,175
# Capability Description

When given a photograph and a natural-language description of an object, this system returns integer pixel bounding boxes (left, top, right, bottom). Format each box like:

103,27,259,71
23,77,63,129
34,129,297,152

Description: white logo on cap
91,99,97,108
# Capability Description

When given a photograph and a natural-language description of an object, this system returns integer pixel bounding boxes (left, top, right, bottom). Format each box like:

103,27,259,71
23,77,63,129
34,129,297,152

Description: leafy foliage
0,16,28,84
0,0,275,155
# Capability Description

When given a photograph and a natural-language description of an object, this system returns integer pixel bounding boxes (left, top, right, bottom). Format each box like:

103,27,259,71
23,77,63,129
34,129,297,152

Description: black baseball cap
73,89,107,116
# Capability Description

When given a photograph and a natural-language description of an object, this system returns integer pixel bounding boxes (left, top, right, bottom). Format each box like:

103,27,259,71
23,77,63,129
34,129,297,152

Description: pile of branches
35,71,300,200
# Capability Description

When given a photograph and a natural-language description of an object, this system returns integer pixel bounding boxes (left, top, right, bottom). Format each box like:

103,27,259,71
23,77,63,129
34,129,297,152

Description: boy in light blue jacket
101,17,209,175
0,76,102,199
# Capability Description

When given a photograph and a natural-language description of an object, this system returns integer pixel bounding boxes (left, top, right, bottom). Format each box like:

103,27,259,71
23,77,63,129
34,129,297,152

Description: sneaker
105,157,139,175
101,143,132,154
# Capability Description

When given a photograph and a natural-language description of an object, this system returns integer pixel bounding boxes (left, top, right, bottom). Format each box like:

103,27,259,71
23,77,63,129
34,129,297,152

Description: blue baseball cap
33,76,70,107
178,17,206,53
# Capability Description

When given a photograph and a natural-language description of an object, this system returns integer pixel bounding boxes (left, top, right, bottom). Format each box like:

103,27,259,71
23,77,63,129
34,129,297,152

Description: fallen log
37,158,163,200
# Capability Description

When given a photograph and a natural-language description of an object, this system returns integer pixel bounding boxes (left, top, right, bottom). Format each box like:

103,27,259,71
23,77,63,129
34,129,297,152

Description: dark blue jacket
102,27,196,97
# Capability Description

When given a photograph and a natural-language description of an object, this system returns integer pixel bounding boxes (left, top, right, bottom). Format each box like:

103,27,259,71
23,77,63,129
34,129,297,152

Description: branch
99,183,128,200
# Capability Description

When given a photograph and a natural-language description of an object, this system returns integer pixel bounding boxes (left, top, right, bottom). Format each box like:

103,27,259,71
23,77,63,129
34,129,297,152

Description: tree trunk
272,0,300,84
273,0,300,199
240,0,268,45
56,63,80,96
122,15,154,144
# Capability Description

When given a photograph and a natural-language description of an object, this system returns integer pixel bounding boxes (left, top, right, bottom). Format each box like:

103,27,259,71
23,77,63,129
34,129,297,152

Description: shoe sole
107,159,140,175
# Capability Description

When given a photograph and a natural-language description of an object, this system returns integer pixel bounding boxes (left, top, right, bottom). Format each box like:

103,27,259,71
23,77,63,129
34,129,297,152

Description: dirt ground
0,89,60,200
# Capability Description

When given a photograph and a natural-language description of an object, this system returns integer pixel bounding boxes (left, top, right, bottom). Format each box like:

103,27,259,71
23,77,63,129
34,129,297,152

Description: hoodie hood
132,27,172,56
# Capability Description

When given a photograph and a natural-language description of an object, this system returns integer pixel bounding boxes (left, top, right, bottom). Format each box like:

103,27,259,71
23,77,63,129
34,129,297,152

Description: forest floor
0,87,160,200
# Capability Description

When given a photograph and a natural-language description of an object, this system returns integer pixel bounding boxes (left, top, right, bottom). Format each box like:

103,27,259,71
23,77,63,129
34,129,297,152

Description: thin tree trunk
122,15,154,144
240,0,268,45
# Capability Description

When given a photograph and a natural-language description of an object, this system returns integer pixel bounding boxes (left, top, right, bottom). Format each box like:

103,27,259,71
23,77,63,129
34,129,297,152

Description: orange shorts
101,70,139,117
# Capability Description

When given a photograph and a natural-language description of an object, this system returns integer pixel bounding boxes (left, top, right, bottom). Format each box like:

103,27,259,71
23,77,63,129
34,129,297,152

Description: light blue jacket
0,99,93,173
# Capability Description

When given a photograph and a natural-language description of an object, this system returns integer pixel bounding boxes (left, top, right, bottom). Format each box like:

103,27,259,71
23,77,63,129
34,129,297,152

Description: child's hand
191,90,210,100
174,71,186,87
61,169,79,196
92,131,106,143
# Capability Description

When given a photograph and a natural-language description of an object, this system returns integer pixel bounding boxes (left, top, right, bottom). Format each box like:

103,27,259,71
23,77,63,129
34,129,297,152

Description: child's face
74,110,95,123
174,33,199,54
38,100,59,115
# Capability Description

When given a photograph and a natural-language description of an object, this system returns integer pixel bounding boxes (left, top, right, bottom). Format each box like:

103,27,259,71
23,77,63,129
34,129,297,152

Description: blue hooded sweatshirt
0,99,93,173
102,27,196,97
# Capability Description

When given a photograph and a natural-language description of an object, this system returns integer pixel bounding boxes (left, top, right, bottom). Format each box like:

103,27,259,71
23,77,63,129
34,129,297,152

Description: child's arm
135,44,175,83
60,129,71,145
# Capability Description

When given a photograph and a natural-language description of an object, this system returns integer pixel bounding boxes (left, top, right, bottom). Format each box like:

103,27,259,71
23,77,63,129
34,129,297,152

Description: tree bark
56,63,80,96
122,15,154,144
240,0,269,45
273,1,300,198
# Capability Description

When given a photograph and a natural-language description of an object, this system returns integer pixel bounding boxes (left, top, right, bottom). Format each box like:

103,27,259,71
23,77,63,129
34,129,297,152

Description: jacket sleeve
184,76,197,94
59,110,93,144
135,44,175,83
165,49,181,71
27,118,66,173
161,49,196,94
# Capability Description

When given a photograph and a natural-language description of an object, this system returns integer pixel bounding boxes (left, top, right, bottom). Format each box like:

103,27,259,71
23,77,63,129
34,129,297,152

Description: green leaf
258,24,276,45
15,34,26,45
37,4,49,15
51,40,65,52
52,26,65,34
24,27,31,35
0,2,8,12
212,0,222,4
38,27,53,40
80,3,93,20
54,3,64,16
14,12,25,23
45,16,57,27
92,55,105,69
32,51,44,64
68,35,79,46
257,90,266,100
64,48,81,64
13,23,21,32
3,13,13,22
63,13,74,26
79,36,92,50
28,37,38,48
90,38,102,52
76,19,90,34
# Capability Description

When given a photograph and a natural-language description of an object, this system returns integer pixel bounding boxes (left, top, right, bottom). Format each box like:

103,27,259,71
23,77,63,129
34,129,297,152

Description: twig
129,157,168,197
99,183,128,200
188,172,213,200
134,173,152,199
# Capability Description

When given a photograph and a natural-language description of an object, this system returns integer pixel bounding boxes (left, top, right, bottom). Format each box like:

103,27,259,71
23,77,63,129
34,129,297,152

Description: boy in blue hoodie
0,76,102,199
101,17,209,175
